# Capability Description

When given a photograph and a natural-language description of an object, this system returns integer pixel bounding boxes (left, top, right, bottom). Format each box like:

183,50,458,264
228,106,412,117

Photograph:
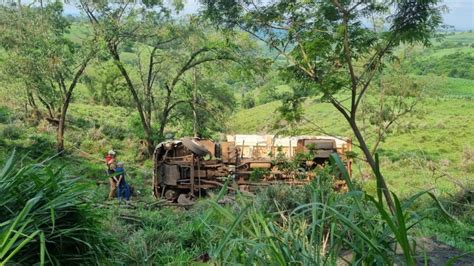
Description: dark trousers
117,182,130,201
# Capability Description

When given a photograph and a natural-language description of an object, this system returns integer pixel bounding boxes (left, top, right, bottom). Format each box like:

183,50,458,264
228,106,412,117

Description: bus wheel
164,188,179,202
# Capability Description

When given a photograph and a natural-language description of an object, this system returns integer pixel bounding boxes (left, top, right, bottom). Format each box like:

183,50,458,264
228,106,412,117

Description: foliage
410,52,474,80
0,194,44,265
200,155,457,265
99,206,210,264
0,2,95,151
359,61,427,154
0,106,11,124
83,61,132,107
254,166,335,215
248,168,269,181
0,151,112,264
101,123,128,140
0,2,81,112
271,146,308,179
1,124,23,140
0,1,472,265
241,93,255,109
201,0,446,211
79,0,261,153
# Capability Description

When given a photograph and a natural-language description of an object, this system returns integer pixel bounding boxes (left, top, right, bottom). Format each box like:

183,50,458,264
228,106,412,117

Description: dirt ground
411,237,474,265
338,237,474,265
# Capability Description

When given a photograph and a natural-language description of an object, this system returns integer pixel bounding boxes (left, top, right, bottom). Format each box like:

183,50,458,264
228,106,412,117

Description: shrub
1,124,23,140
0,106,11,123
65,130,86,146
27,133,55,158
80,139,100,153
36,119,56,134
128,114,145,139
255,167,336,215
242,94,256,109
88,127,105,141
109,207,210,264
101,124,127,140
0,151,113,264
69,114,93,129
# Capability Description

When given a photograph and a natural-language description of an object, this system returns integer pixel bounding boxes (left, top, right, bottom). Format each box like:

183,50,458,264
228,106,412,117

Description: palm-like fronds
0,151,112,264
201,154,454,265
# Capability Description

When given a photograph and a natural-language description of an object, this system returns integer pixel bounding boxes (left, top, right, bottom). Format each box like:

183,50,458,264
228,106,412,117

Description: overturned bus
153,135,352,201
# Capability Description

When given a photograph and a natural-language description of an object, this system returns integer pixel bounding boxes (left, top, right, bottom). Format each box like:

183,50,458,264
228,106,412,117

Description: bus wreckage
153,135,352,202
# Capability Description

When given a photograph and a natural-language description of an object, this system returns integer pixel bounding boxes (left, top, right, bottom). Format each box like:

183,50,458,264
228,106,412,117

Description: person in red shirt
105,150,117,199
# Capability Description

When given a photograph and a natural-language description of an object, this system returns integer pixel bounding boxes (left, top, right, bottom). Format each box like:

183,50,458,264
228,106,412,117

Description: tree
201,0,444,212
82,61,132,107
79,0,173,155
80,0,259,155
173,60,238,138
359,61,426,156
0,2,95,152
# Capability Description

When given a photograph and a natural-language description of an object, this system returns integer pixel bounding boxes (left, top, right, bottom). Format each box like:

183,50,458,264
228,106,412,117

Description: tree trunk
192,104,198,138
56,55,92,153
348,118,395,213
158,108,169,142
157,86,173,141
110,48,155,156
25,87,41,121
330,96,395,213
56,87,72,152
56,108,66,152
192,69,198,137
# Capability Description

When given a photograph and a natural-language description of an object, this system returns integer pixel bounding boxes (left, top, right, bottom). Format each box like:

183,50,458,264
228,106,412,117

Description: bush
88,127,105,141
0,151,113,264
27,133,55,158
0,106,11,123
108,207,210,264
128,113,145,139
1,124,23,140
101,124,127,140
80,138,103,154
70,116,92,129
255,167,336,215
241,94,256,109
409,52,474,80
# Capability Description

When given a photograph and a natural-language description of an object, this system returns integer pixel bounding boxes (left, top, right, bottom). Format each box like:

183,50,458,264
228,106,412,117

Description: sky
442,0,474,30
64,0,474,31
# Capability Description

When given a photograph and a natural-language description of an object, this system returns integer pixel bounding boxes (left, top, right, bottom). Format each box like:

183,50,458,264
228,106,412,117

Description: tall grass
0,151,112,264
100,206,211,265
199,154,454,265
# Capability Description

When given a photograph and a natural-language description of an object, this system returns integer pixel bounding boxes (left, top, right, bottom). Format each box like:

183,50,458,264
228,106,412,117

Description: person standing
105,150,117,200
115,162,131,204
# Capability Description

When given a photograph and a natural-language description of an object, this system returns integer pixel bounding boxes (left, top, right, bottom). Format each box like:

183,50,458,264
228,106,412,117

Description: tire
182,138,209,156
164,188,179,202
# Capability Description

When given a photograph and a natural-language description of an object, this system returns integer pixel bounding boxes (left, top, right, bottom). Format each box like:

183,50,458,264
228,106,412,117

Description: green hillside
230,78,474,193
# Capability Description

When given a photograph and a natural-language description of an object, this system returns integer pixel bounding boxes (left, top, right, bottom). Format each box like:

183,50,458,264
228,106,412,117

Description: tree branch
169,48,234,89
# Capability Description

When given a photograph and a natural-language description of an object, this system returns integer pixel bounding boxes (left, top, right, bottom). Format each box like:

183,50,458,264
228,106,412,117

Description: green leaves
0,194,42,265
0,151,112,264
390,0,444,46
